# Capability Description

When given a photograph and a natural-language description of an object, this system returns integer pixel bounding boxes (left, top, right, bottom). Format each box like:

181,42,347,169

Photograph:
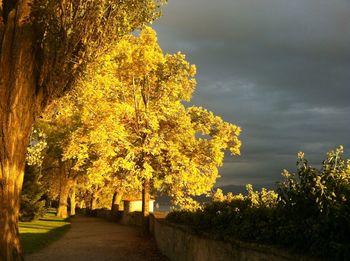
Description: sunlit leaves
26,129,48,167
43,26,241,208
278,146,350,213
30,0,166,98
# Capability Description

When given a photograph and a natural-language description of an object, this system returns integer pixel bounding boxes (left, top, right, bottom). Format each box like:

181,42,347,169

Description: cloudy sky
153,0,350,186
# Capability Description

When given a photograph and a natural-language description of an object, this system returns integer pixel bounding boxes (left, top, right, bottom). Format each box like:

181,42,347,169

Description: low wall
95,209,112,219
149,215,315,261
120,211,144,226
92,209,144,226
77,208,122,222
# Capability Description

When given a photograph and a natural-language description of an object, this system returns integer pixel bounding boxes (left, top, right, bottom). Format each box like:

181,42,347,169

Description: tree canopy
42,27,241,211
0,1,166,258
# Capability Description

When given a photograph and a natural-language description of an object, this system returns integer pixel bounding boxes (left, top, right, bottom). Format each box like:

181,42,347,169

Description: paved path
26,215,168,261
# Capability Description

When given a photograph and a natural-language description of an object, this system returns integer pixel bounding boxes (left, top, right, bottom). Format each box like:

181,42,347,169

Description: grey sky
153,0,350,186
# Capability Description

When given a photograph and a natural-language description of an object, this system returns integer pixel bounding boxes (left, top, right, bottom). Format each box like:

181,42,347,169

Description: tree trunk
56,162,71,218
69,182,76,216
0,2,40,260
90,187,103,211
84,193,91,211
111,191,124,212
0,166,26,261
57,188,70,218
141,178,151,234
142,178,151,217
91,194,97,210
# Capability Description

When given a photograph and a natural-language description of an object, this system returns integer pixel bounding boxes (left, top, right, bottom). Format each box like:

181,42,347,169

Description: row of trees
1,1,165,260
0,2,241,259
25,27,241,220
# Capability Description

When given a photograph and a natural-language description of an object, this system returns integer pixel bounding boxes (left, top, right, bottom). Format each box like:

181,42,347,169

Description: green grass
19,209,71,254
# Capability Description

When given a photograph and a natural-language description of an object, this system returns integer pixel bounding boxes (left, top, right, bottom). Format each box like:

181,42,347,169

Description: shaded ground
26,215,168,261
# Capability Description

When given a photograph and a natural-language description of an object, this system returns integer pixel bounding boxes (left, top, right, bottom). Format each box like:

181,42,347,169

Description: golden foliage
44,27,241,208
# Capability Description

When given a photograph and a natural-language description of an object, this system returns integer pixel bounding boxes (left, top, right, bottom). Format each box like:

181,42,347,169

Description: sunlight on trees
0,2,346,260
39,27,241,217
0,1,164,258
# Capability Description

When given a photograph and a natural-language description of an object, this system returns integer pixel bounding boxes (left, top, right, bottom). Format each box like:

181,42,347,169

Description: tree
60,27,241,216
39,93,142,215
20,129,48,221
0,1,164,259
35,108,80,218
20,165,47,222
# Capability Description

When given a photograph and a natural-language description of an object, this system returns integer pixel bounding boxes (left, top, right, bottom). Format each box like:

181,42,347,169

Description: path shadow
21,223,71,255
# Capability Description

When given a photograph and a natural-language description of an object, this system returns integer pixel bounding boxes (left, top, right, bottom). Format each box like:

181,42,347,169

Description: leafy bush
167,185,278,242
167,147,350,259
276,146,350,258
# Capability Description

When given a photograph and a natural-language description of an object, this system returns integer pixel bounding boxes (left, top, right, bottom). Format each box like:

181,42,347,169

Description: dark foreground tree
0,1,164,259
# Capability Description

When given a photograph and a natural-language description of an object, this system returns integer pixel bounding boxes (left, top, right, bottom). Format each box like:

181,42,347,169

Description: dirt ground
25,215,169,261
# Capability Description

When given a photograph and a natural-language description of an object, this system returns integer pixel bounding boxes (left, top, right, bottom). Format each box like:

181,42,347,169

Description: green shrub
275,146,350,258
20,165,47,221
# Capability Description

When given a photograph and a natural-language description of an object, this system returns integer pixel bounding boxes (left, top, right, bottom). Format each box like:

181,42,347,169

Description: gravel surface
25,215,169,261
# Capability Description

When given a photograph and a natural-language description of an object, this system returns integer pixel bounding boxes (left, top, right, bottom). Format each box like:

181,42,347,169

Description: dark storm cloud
153,0,350,186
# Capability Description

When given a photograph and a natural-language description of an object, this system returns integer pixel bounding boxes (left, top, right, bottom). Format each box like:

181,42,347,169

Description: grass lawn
19,209,71,255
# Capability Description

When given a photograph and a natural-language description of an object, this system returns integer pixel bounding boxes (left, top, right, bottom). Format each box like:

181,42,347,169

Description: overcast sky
153,0,350,186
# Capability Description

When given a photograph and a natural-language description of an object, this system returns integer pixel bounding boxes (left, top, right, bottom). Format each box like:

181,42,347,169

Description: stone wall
93,209,144,226
78,208,122,222
120,211,144,226
149,215,315,261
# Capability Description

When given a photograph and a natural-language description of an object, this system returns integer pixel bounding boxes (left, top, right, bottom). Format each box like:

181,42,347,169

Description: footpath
26,214,168,261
